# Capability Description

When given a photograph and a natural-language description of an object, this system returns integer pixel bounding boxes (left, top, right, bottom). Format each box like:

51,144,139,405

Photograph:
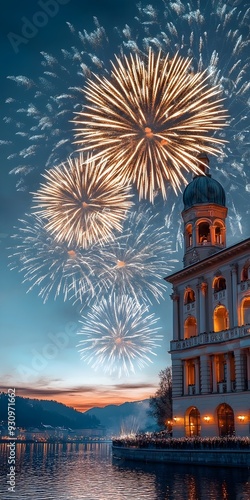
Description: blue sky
0,0,249,411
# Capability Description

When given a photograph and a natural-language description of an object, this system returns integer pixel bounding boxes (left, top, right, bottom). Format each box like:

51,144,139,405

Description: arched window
241,263,250,282
184,316,197,339
185,407,201,437
213,276,226,293
213,305,229,332
186,224,193,247
214,223,224,245
184,288,196,305
241,297,250,325
198,221,211,245
217,404,235,437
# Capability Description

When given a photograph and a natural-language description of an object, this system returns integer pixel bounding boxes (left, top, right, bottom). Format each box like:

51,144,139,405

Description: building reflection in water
0,443,249,499
113,457,250,500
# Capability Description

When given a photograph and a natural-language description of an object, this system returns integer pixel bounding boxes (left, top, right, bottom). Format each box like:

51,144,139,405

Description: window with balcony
184,316,197,339
213,305,229,332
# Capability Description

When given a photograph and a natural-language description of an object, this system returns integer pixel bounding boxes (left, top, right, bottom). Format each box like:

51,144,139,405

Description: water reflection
112,457,250,500
0,443,249,500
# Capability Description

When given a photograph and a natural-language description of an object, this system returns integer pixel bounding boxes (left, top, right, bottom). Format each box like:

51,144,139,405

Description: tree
149,366,172,431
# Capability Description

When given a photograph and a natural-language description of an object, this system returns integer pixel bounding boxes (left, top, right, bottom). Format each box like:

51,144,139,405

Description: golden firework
74,49,228,202
32,154,134,248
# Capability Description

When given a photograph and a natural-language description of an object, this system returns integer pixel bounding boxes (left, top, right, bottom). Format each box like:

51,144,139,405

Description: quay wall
112,446,250,468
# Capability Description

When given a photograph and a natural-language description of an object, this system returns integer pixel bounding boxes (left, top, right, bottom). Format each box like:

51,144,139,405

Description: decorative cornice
165,237,250,284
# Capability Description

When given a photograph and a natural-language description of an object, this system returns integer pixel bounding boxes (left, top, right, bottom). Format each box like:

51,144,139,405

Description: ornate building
165,155,250,438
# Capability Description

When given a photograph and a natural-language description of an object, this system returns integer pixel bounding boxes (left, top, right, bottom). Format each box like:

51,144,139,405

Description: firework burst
8,213,99,303
32,153,134,248
92,208,178,305
77,294,162,377
3,2,250,234
74,49,228,202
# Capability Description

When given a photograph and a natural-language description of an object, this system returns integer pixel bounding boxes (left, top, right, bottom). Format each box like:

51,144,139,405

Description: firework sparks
3,2,250,233
77,294,162,377
92,208,178,305
8,213,99,303
32,153,134,248
74,49,228,202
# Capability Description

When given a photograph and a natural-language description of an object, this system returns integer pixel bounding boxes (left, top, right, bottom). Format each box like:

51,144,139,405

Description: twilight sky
0,0,249,412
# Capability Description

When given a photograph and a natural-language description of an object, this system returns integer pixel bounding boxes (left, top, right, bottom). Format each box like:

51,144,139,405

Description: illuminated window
185,407,201,437
184,288,196,305
186,224,193,247
213,305,229,332
187,362,195,385
241,264,250,282
217,404,235,437
198,222,210,245
213,276,226,293
241,297,250,325
215,224,224,245
184,316,197,339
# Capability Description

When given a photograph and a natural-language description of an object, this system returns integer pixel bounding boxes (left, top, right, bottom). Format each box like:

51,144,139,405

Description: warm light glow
204,416,211,422
238,415,245,422
213,304,229,332
173,417,180,422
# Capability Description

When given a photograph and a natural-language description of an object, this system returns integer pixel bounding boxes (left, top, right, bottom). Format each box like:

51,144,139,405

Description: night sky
0,0,249,411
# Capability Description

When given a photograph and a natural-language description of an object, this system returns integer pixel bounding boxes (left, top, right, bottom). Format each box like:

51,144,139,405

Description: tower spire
182,155,228,267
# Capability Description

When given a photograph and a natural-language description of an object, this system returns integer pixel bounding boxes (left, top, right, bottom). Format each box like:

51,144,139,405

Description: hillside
85,399,158,434
0,393,100,429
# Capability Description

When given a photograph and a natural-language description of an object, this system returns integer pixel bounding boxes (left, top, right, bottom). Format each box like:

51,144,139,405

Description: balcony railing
184,302,196,314
188,384,196,395
217,382,227,393
170,325,250,351
238,279,250,293
213,289,226,301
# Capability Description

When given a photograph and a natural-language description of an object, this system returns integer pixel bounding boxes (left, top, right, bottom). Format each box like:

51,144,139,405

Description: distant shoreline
0,439,112,444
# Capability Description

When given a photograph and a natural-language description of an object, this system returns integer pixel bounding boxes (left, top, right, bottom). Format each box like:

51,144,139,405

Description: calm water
0,442,249,500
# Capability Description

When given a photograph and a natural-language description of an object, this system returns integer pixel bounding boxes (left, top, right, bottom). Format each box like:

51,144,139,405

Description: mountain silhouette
85,399,158,434
0,393,100,429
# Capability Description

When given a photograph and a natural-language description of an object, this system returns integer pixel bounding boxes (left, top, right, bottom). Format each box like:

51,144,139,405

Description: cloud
0,381,158,412
112,382,157,390
0,384,97,397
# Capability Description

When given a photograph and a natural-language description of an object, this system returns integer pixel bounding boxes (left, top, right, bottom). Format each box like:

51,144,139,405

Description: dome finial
196,152,210,176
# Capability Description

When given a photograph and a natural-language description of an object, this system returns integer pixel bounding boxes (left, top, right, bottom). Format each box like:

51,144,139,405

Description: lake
0,442,249,499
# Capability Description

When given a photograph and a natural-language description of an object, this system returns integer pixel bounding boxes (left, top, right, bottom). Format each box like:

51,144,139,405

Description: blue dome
183,174,226,210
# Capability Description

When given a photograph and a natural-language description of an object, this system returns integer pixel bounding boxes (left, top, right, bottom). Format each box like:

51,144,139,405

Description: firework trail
32,153,134,248
77,294,162,377
3,17,110,191
8,213,100,304
90,208,178,306
74,49,227,202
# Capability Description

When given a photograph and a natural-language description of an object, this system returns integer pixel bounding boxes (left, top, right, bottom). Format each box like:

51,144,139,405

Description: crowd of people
112,432,250,450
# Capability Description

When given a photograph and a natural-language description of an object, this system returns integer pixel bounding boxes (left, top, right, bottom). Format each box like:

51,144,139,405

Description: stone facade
165,163,250,438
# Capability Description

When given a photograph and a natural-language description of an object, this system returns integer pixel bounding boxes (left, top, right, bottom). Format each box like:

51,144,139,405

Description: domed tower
182,154,227,267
